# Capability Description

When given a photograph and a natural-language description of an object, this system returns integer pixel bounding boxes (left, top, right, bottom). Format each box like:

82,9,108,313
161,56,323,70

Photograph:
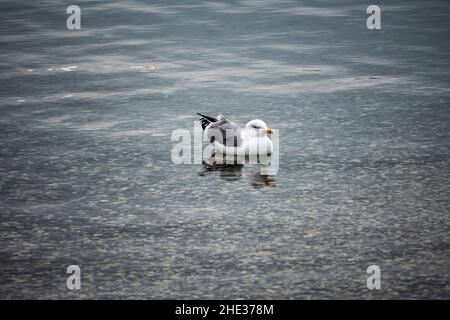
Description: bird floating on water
197,113,274,157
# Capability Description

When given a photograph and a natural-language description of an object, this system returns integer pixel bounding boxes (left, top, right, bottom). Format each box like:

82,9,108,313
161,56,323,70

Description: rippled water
0,0,449,299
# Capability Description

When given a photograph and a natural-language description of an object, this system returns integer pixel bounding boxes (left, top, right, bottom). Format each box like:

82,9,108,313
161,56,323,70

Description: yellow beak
265,128,273,134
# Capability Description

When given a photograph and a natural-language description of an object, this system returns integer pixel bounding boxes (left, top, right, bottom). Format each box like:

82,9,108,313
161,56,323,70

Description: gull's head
245,119,273,137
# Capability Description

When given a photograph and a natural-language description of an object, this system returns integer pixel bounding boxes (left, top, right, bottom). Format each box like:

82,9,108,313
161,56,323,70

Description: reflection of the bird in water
249,172,276,188
198,155,276,188
199,163,244,181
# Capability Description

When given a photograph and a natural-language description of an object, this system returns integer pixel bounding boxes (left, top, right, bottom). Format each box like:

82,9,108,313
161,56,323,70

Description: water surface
0,0,449,299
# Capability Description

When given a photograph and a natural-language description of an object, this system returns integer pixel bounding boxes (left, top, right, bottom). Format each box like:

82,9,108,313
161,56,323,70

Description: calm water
0,0,449,299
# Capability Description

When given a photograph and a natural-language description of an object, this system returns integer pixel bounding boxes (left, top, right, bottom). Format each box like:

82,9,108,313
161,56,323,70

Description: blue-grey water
0,0,449,299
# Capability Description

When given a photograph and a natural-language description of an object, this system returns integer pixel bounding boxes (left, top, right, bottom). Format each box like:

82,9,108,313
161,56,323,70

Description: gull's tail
197,113,218,130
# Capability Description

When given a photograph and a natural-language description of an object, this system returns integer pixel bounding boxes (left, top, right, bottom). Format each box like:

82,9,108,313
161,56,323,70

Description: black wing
197,114,243,147
197,113,218,130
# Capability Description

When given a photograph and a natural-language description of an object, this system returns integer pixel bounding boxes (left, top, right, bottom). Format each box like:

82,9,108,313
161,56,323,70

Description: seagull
197,113,274,156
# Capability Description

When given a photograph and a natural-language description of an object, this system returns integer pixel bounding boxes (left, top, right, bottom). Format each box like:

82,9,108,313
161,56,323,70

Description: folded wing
197,113,243,147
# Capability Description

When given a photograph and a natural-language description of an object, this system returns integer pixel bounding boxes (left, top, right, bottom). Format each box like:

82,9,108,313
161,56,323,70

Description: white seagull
197,113,274,156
